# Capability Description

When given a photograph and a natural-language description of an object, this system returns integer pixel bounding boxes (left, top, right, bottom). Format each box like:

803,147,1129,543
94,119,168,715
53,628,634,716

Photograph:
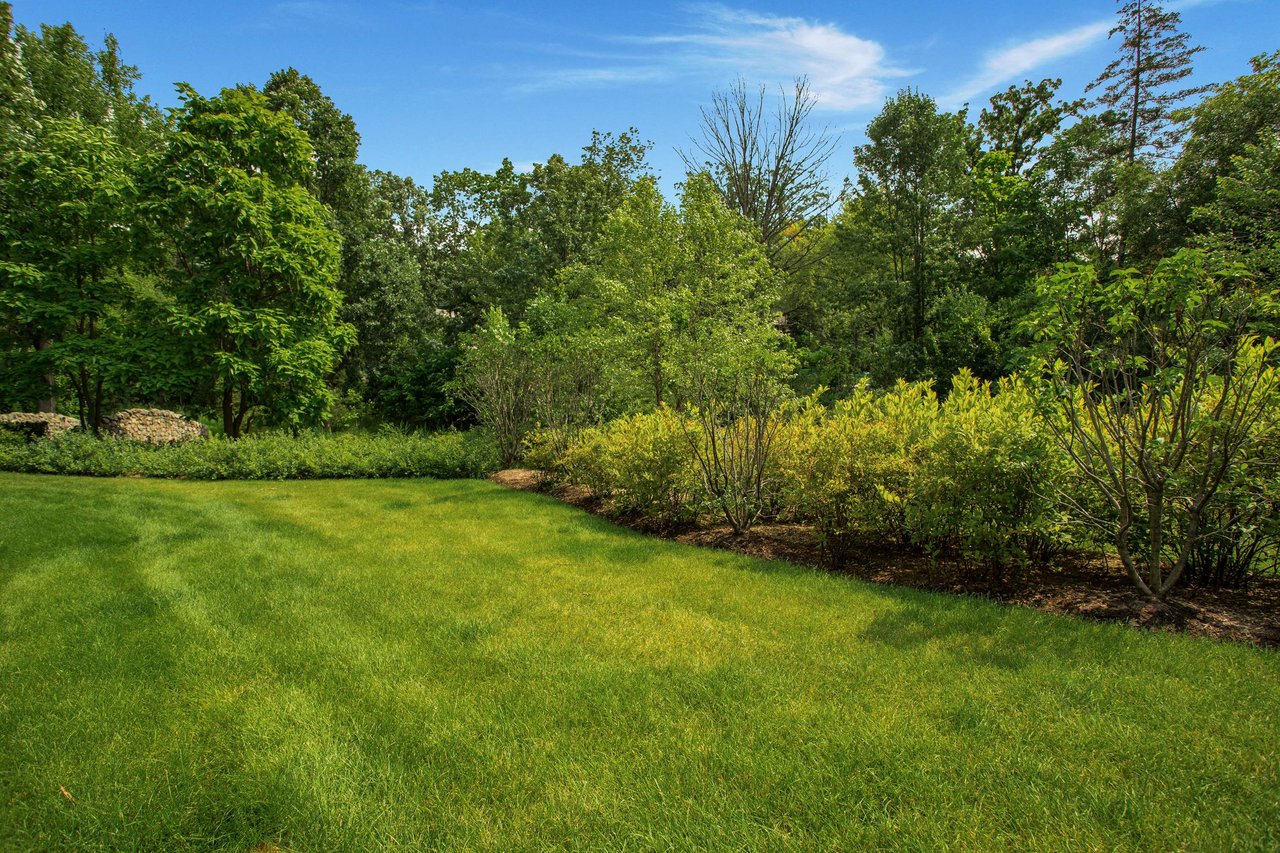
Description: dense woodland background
1,1,1278,600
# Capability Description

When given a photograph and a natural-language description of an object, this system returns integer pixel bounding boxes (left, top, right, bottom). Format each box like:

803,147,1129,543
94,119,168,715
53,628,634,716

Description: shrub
607,409,701,523
682,366,789,535
1181,473,1280,588
777,382,935,566
559,409,700,524
907,373,1068,567
1173,404,1280,589
777,375,1068,569
557,426,614,498
522,427,573,480
0,429,499,480
452,308,535,468
1032,251,1280,600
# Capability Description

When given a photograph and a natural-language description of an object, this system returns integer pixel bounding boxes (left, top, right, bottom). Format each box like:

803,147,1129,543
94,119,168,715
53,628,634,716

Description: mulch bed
491,469,1280,648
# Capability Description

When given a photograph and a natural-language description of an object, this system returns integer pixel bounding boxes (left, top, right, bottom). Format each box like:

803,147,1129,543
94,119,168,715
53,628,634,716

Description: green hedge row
538,374,1077,567
0,429,500,480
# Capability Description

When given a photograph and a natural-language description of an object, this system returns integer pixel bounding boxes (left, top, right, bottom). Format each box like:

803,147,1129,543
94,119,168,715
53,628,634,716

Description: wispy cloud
944,20,1111,106
514,5,909,112
516,66,672,93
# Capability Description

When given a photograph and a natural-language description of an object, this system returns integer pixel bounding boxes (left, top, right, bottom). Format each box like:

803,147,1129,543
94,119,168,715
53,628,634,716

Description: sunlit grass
1,473,1277,851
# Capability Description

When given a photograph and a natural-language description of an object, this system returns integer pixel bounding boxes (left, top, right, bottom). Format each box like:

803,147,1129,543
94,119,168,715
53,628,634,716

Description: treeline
0,3,654,435
2,2,1279,599
444,1,1280,602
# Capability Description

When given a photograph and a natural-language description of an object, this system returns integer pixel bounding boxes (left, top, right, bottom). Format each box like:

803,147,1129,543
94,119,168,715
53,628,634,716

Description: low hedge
0,429,500,480
549,373,1078,568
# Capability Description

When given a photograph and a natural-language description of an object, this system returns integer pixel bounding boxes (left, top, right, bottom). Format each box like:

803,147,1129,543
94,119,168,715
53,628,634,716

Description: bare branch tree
680,77,840,274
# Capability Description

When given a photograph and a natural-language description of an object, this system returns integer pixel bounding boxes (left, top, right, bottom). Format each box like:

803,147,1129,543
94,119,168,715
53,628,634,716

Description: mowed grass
0,474,1277,851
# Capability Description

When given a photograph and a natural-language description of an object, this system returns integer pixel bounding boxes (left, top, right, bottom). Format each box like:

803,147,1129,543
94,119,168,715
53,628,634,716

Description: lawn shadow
858,597,1036,671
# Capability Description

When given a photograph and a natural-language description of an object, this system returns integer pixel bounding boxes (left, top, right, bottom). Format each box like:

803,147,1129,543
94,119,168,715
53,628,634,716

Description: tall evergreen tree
1086,0,1209,163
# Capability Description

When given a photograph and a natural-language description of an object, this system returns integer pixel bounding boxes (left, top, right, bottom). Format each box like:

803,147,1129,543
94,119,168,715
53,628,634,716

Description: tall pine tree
1087,0,1209,162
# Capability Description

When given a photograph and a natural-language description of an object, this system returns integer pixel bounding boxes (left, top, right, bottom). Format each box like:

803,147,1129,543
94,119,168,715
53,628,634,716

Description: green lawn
1,474,1277,851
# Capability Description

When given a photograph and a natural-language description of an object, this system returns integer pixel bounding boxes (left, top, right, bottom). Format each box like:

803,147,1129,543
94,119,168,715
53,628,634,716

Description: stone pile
0,411,80,438
101,408,209,444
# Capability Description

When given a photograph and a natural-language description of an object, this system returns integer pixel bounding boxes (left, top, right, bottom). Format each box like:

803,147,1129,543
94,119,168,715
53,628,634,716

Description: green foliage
0,117,135,428
1179,435,1280,587
678,332,792,533
262,67,365,222
452,307,534,467
1173,50,1280,246
778,376,1065,567
552,370,1066,565
1032,248,1280,598
559,408,700,524
0,428,497,480
13,14,161,149
426,131,652,327
813,87,1064,386
0,3,39,149
851,89,969,354
976,78,1080,176
558,172,784,410
151,83,353,437
1191,127,1280,293
364,337,469,430
777,384,928,562
908,373,1069,564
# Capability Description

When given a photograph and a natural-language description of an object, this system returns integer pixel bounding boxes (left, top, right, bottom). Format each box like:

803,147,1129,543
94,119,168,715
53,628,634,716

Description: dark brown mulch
490,469,1280,648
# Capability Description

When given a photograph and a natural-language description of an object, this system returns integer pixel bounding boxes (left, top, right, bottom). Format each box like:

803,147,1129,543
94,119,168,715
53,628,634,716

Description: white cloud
514,66,671,94
945,20,1111,106
516,5,908,112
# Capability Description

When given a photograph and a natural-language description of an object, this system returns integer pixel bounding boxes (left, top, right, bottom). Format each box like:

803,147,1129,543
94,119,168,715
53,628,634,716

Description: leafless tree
680,77,840,274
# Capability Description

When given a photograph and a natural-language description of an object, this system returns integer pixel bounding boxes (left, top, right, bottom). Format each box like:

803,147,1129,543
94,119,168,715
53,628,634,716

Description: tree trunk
34,336,56,413
90,375,104,436
232,378,250,437
222,382,236,438
1128,0,1143,164
1147,486,1164,592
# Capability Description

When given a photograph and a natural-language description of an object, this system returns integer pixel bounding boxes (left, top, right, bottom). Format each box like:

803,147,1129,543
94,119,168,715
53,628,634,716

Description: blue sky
13,1,1277,191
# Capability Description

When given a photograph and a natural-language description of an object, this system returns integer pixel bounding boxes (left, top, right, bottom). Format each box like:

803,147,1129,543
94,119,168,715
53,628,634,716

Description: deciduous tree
1033,250,1280,600
0,118,134,429
681,77,838,274
152,84,351,437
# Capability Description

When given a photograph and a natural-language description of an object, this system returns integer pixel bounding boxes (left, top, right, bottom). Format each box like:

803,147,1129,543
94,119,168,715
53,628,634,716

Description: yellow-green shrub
906,372,1068,565
560,408,700,524
777,382,936,565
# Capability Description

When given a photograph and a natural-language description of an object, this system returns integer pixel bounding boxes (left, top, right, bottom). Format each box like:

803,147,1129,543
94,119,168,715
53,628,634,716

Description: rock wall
101,409,210,444
0,412,80,438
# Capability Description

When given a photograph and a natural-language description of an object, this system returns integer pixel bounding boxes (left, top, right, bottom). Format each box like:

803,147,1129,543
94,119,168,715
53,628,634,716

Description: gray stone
0,412,80,438
101,408,209,444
